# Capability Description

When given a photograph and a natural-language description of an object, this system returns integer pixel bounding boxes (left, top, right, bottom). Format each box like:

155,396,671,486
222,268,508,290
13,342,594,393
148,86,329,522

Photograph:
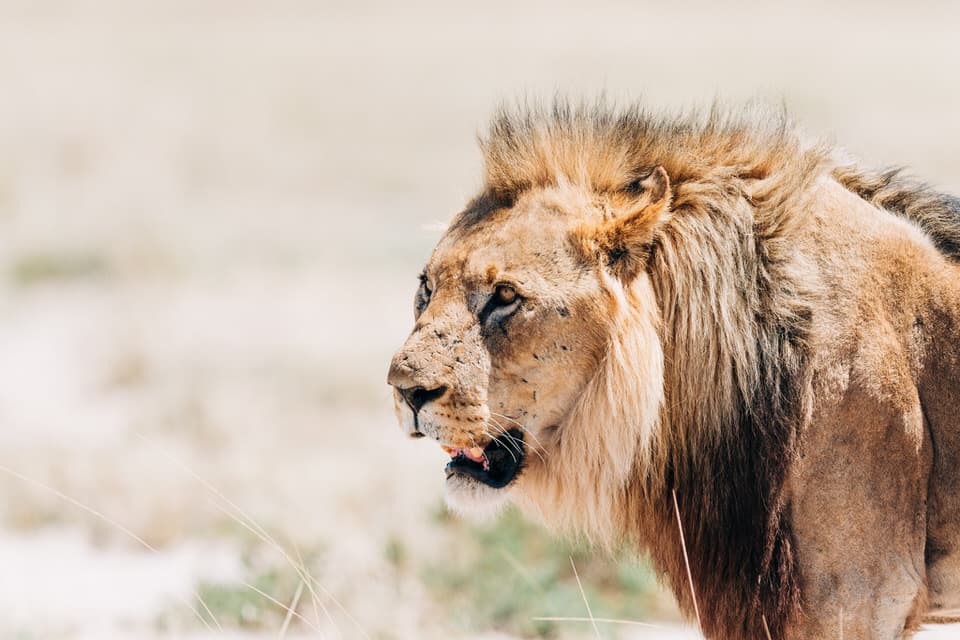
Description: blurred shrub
11,250,108,285
176,533,325,632
422,505,665,638
192,560,305,630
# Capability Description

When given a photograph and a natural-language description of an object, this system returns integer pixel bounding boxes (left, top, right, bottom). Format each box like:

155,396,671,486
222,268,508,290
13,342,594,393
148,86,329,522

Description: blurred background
0,1,958,638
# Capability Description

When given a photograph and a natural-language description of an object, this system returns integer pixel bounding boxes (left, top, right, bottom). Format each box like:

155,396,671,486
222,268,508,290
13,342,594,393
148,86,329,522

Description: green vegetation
10,250,108,285
171,502,670,638
172,525,327,633
422,505,666,638
192,560,305,629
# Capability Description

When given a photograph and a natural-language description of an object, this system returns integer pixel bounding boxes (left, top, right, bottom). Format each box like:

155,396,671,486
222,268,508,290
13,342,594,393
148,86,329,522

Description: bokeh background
1,1,958,638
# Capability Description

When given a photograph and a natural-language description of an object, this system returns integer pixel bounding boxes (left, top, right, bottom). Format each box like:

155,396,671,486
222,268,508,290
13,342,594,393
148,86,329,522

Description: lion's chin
443,474,511,520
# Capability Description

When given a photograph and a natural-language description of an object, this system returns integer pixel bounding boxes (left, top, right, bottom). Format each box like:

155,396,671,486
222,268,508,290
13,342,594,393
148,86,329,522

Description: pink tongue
443,446,490,471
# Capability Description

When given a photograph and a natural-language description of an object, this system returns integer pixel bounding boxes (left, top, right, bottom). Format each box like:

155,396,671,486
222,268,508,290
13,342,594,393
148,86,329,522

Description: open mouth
442,429,525,489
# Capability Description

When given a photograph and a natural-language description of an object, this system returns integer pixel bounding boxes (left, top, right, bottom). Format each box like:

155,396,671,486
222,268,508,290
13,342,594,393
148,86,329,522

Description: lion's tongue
443,445,489,470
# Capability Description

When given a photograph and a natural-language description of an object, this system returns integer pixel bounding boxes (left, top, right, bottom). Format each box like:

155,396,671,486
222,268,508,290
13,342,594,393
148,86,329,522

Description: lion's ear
595,166,672,282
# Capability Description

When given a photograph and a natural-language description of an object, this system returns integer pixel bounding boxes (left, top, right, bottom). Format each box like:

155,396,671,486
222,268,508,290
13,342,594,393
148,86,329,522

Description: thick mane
479,100,824,208
480,102,960,638
479,101,960,263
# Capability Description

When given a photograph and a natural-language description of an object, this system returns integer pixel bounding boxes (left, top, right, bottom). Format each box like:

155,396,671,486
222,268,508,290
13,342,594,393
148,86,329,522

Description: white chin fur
443,474,510,520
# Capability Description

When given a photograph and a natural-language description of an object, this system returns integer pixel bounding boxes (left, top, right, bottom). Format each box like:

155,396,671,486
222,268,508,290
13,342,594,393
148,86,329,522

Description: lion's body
388,103,960,639
786,176,960,637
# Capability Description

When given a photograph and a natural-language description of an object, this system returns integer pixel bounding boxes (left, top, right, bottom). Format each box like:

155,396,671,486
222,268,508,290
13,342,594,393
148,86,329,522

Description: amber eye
494,284,517,305
479,283,521,326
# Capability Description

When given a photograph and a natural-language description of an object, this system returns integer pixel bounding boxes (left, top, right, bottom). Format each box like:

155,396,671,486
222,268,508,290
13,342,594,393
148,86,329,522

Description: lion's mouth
442,429,524,489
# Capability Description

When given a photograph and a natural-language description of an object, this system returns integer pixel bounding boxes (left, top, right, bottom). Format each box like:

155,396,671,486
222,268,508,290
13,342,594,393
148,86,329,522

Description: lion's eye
494,284,517,306
479,283,521,327
415,275,432,317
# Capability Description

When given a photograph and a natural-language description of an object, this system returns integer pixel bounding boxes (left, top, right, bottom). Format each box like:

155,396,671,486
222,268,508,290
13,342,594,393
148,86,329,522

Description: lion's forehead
430,205,586,294
427,248,586,307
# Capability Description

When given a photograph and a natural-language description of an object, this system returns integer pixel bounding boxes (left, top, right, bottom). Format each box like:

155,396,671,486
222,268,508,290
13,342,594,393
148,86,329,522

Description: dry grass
672,490,702,631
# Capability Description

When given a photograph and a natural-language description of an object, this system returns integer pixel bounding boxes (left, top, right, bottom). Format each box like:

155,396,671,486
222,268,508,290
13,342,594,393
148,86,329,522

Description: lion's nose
398,385,448,413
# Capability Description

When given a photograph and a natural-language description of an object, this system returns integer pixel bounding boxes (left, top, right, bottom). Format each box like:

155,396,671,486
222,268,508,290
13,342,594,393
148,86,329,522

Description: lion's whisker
484,420,535,464
475,429,521,465
487,417,545,464
483,424,529,465
488,411,524,428
500,425,545,460
481,426,519,464
499,428,533,458
489,411,548,457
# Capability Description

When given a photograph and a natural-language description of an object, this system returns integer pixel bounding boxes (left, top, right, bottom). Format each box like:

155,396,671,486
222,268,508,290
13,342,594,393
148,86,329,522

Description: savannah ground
1,1,959,638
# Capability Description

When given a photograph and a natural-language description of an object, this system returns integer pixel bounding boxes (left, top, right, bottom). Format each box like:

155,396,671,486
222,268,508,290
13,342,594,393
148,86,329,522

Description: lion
386,101,960,639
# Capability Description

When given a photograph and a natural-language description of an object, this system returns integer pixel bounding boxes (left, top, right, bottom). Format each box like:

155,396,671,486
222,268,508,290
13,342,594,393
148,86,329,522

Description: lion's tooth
468,447,484,461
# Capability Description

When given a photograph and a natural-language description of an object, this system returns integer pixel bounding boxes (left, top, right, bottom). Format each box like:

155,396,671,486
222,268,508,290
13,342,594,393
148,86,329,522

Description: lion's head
387,150,671,524
387,102,820,547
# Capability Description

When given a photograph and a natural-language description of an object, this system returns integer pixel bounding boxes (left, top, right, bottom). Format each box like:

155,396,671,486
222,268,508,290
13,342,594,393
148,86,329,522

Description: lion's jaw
387,186,668,525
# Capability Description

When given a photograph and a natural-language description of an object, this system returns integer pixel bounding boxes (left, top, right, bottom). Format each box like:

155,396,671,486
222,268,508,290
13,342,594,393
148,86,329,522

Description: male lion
386,101,960,639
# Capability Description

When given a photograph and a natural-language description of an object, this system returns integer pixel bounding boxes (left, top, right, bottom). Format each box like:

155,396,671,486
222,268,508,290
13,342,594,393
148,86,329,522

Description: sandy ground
0,1,958,638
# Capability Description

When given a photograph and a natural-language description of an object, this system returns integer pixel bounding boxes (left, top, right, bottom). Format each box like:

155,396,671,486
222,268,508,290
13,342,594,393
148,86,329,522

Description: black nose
399,385,447,413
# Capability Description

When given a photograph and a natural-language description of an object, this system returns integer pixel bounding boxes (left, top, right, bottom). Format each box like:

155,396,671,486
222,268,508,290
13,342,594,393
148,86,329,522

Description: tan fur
387,101,960,639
